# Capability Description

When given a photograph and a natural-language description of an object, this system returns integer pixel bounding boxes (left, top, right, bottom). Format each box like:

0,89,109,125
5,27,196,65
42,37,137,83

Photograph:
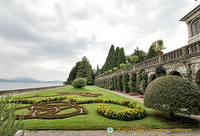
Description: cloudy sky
0,0,198,81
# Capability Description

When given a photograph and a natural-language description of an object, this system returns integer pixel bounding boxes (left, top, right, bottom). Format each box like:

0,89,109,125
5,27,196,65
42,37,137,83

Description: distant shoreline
0,85,66,96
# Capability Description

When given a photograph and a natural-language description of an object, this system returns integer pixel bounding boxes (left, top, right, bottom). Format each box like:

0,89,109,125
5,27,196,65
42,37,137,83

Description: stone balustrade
96,40,200,79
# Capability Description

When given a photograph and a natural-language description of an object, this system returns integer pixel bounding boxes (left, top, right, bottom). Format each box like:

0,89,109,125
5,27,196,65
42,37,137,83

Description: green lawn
11,86,200,130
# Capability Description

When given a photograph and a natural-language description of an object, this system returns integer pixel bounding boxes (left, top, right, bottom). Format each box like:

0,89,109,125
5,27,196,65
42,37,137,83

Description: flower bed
69,96,146,121
12,101,87,119
97,104,145,121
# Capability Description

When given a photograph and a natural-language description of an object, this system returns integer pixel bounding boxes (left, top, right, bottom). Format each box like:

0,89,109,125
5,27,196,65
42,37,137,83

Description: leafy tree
117,48,126,69
102,45,117,72
66,62,80,84
147,43,158,59
76,56,94,85
131,47,147,63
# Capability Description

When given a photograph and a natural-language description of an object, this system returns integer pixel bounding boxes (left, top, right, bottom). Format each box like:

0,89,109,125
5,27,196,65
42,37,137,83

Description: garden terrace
7,86,200,130
95,40,200,92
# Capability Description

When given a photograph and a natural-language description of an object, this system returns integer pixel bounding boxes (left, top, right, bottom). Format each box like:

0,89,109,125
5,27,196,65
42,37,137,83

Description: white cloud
0,0,198,81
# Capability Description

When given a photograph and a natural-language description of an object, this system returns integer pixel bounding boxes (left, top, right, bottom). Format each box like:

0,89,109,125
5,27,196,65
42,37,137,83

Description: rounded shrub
72,78,87,88
144,75,200,117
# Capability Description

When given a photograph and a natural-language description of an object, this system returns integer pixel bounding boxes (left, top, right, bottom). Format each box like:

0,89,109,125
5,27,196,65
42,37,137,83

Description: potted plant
130,55,139,65
129,91,133,96
120,63,126,70
138,94,143,98
113,67,118,72
108,69,113,74
104,71,109,75
155,40,166,55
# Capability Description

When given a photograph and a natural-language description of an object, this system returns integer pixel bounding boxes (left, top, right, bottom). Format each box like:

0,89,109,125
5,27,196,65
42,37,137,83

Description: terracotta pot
129,92,133,96
133,62,136,65
138,94,143,98
122,92,127,94
158,51,163,55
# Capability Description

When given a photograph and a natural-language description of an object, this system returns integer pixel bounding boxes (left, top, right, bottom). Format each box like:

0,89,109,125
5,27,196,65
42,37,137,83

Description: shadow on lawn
147,111,200,128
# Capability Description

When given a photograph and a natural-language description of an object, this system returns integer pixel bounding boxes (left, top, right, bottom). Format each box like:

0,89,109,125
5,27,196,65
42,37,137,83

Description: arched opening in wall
148,74,156,83
195,69,200,88
168,71,182,77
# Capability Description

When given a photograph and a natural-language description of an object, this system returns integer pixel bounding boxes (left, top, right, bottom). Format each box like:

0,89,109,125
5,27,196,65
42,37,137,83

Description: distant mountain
0,78,62,83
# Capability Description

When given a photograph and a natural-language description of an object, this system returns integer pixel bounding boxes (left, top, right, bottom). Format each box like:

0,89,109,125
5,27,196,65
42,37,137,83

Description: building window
191,18,200,36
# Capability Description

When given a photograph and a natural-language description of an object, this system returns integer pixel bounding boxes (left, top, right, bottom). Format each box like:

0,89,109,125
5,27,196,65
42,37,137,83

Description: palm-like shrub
72,78,87,88
0,96,24,136
144,75,200,117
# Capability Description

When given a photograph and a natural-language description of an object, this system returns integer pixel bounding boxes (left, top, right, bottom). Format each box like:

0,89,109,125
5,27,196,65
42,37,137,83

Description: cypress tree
147,42,158,59
96,65,100,76
66,62,80,84
76,56,94,85
102,45,116,72
117,48,126,69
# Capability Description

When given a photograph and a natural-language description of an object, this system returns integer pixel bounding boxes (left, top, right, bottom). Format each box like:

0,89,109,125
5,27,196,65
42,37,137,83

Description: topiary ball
72,78,87,88
144,75,200,116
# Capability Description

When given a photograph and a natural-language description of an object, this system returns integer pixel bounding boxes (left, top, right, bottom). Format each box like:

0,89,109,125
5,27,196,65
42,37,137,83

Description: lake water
0,82,63,91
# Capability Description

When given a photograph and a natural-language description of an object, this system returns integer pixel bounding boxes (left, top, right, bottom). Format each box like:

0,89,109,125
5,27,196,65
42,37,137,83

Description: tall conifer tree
66,61,80,84
117,47,126,69
102,45,116,72
147,42,158,59
76,56,94,85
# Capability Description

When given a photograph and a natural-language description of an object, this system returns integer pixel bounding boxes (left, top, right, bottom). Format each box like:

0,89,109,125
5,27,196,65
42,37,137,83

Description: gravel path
24,129,200,136
97,87,144,103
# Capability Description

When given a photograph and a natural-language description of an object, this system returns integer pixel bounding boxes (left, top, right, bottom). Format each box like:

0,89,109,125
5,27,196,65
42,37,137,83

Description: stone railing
96,40,200,79
135,56,159,70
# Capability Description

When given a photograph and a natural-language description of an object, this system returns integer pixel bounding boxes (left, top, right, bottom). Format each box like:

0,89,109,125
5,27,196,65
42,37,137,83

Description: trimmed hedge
114,76,118,90
117,75,123,91
129,72,137,92
97,104,145,121
138,69,148,94
9,96,67,104
72,78,87,88
144,75,200,117
123,73,129,93
69,96,146,121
